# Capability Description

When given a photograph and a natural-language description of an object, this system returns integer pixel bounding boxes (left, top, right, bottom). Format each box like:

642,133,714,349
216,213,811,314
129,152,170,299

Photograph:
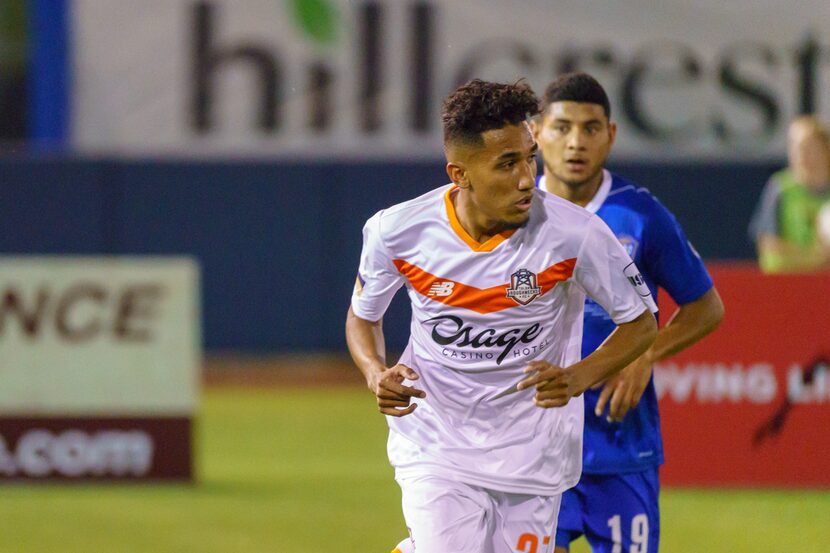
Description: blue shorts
555,468,660,552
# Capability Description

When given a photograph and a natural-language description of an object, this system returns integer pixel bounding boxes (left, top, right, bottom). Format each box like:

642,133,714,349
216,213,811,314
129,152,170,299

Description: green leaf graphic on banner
289,0,338,45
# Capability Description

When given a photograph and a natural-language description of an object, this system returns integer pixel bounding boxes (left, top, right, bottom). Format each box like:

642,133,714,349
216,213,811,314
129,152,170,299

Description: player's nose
517,178,534,191
566,129,586,150
517,161,535,190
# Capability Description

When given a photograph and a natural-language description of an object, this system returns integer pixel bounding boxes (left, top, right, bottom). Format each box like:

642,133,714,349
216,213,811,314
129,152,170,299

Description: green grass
0,387,827,552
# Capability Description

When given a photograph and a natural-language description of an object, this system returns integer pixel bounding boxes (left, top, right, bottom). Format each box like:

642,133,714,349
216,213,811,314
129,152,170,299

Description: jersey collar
583,170,613,214
538,169,612,214
444,186,516,252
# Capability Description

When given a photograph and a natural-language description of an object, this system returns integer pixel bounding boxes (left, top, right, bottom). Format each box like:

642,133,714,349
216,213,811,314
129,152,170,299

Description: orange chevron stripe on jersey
444,187,516,252
393,258,577,314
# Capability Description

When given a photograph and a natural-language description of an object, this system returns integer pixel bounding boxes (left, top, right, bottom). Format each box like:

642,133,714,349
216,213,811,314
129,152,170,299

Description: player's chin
504,209,531,228
559,167,600,187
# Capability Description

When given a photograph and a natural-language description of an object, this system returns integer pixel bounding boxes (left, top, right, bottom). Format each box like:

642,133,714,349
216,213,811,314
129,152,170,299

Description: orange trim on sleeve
393,258,577,314
537,258,578,289
444,187,515,252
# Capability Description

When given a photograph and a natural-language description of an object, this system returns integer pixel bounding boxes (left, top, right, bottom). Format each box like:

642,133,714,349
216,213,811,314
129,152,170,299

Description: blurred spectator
750,115,830,273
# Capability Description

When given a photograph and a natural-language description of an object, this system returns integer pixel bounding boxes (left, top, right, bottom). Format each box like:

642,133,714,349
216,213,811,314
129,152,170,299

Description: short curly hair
442,79,540,146
542,72,610,118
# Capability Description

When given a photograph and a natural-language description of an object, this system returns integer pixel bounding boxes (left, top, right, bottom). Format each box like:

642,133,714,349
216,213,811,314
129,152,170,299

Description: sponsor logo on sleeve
623,262,652,298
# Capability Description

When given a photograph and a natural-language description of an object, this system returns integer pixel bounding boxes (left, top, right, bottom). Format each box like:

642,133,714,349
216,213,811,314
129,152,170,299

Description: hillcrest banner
36,0,830,159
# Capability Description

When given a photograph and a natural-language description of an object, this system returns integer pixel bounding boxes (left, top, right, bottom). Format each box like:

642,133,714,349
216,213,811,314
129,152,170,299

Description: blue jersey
539,171,713,473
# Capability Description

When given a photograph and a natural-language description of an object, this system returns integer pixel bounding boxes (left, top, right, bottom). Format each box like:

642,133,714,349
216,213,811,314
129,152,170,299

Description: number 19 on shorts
608,514,649,553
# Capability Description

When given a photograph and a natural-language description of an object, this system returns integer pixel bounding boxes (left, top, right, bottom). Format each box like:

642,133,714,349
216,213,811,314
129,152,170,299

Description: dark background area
0,157,771,351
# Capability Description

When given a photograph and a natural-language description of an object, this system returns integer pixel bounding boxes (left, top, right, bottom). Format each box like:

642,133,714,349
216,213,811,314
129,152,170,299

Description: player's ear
529,118,540,139
446,162,469,189
607,120,617,148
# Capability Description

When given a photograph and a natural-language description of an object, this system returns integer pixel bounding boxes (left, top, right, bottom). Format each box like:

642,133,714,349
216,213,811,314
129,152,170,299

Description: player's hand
593,354,652,422
517,360,584,409
366,364,426,417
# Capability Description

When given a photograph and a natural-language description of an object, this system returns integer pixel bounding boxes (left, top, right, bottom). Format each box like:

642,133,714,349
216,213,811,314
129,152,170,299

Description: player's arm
643,286,724,362
757,233,830,273
345,306,388,386
594,286,724,421
347,211,424,417
519,309,656,408
345,307,425,417
597,198,726,421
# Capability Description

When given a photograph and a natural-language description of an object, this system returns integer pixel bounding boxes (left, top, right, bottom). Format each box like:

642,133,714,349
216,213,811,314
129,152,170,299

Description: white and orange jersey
351,184,656,495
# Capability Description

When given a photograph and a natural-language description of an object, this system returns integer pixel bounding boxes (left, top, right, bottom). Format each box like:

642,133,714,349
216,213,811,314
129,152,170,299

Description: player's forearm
568,309,657,393
759,235,830,273
345,307,387,388
647,287,724,363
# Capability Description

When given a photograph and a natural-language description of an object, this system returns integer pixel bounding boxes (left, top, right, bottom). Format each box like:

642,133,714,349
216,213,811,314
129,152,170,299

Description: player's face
534,101,616,188
789,125,830,189
461,122,539,229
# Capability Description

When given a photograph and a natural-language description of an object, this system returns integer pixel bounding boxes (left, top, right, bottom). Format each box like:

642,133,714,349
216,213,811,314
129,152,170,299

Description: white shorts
397,474,562,553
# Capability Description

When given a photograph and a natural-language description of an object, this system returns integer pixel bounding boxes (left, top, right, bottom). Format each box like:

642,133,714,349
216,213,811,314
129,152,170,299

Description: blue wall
0,157,774,351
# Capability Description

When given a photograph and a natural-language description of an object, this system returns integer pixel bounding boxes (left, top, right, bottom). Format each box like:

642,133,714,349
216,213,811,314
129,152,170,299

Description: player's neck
453,190,506,243
544,170,603,208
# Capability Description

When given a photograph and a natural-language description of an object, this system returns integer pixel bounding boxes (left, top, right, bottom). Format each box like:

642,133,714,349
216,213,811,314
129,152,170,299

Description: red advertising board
656,262,830,487
0,417,191,481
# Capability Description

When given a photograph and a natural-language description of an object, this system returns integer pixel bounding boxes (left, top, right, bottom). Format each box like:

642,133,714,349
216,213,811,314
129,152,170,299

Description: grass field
0,386,827,552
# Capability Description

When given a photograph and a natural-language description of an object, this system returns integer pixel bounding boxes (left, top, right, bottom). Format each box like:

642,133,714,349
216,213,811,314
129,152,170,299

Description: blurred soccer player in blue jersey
532,72,724,553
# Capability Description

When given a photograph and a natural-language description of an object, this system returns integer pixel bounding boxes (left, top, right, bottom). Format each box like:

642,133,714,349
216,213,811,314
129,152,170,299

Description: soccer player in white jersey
346,79,657,553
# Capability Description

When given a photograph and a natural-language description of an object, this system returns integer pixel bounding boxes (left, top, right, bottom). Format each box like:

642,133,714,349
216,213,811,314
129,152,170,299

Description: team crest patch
506,268,542,305
618,234,639,258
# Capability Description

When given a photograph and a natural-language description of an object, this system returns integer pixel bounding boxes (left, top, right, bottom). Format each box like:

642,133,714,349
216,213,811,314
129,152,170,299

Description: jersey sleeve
644,197,714,306
748,177,781,241
350,210,405,322
574,215,658,324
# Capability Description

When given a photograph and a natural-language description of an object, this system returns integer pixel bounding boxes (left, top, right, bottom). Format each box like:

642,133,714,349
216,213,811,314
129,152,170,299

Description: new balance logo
428,281,455,297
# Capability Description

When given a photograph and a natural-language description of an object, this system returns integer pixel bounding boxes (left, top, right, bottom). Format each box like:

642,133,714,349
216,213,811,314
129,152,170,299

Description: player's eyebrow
496,143,538,161
552,117,602,126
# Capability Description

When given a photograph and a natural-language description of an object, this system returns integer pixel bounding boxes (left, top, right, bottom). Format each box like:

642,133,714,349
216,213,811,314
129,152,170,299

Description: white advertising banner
70,0,830,160
0,257,200,416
